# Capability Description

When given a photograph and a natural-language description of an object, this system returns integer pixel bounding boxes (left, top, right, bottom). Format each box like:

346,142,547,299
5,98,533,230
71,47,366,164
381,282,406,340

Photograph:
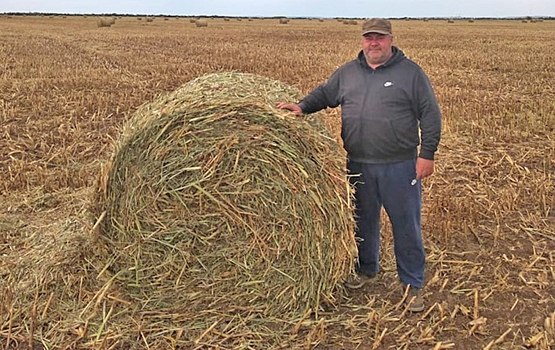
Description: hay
195,19,208,27
96,18,114,28
92,72,356,345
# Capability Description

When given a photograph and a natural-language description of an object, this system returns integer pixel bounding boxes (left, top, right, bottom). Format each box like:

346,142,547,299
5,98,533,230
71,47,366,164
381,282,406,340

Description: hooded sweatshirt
298,47,441,163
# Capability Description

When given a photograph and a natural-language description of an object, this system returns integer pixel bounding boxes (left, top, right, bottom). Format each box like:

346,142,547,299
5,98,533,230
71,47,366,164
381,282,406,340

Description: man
277,18,441,312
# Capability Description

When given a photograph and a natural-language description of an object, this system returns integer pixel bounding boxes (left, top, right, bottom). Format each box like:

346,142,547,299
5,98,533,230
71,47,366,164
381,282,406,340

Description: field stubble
0,16,554,349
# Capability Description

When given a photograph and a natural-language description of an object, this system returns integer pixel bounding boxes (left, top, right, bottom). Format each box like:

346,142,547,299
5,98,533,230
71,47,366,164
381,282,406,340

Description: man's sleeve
298,70,341,114
416,70,442,160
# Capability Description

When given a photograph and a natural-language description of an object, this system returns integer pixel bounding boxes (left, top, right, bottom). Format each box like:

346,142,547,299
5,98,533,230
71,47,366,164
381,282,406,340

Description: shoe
344,273,376,289
404,286,425,312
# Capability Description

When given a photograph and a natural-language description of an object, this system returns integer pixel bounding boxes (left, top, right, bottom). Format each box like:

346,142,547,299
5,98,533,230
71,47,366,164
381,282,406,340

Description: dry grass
0,16,554,349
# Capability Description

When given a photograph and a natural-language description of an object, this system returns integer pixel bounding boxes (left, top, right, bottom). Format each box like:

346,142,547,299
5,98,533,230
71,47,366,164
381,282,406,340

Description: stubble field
0,15,554,349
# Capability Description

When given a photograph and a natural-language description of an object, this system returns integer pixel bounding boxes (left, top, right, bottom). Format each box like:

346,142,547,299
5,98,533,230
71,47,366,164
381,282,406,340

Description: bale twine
93,72,356,342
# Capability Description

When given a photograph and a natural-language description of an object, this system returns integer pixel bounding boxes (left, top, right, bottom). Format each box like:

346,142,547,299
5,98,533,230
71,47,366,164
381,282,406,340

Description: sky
1,0,554,18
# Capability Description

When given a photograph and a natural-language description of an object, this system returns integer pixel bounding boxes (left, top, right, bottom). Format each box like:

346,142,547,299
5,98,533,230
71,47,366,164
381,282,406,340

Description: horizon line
2,12,554,19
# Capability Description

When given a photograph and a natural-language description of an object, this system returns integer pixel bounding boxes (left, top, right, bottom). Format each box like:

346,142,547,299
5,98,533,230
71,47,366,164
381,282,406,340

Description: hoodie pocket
389,116,420,150
361,117,419,158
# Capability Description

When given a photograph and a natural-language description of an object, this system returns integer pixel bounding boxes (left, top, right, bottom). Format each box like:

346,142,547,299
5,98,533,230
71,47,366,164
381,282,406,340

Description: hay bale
195,19,208,27
93,72,356,333
96,18,113,28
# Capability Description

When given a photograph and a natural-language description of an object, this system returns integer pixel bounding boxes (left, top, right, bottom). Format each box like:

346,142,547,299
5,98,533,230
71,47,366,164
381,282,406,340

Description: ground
0,15,554,349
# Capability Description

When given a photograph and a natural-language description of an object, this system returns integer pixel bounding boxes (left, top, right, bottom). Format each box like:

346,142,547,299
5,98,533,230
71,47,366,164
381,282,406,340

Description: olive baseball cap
362,18,392,36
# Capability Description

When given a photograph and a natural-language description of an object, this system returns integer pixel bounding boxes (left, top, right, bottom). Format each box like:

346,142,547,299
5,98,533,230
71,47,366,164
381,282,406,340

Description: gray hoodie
298,47,441,163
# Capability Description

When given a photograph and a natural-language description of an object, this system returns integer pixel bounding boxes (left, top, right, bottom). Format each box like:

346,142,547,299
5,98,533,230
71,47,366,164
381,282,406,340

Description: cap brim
362,30,391,36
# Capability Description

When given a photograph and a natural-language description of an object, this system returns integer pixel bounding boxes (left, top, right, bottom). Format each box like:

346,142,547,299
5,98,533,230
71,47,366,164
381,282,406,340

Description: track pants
347,158,425,288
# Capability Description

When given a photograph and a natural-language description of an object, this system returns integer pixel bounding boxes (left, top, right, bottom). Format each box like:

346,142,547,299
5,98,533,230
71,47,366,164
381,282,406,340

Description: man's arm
277,70,342,115
415,70,442,179
416,71,442,161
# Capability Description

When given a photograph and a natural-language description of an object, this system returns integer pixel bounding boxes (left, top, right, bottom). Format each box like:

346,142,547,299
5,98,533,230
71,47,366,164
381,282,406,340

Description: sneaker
404,286,425,312
344,273,376,289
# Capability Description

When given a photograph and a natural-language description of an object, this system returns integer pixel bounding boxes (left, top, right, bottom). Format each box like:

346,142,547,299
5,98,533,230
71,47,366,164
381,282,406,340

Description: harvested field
0,15,554,349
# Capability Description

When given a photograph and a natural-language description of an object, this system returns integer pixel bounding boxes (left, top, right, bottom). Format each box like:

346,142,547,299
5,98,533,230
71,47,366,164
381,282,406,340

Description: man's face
362,33,393,67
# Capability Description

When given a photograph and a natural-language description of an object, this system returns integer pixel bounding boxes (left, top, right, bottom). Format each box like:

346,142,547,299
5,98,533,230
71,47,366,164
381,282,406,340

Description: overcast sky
1,0,553,18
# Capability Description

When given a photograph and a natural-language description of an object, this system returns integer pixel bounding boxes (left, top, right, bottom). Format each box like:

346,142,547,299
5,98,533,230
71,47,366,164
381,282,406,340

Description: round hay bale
96,18,113,28
195,19,208,27
93,72,356,337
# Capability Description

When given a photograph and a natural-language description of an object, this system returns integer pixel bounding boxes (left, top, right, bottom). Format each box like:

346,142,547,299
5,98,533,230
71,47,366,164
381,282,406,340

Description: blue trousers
347,159,425,288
